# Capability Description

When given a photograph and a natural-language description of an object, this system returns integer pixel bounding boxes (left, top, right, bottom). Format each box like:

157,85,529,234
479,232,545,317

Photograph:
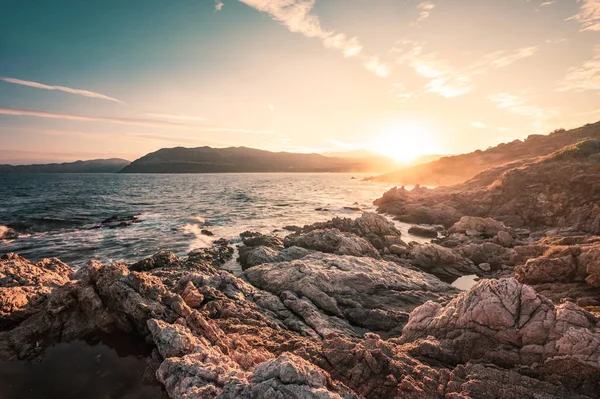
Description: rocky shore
2,141,600,398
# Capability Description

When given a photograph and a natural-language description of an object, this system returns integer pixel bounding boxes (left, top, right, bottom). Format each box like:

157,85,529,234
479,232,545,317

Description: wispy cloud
215,0,224,11
392,41,540,98
0,77,123,103
238,0,362,56
364,56,392,77
557,45,600,93
481,46,539,68
237,0,391,77
145,112,207,122
0,107,275,134
487,92,558,127
471,121,487,128
567,0,600,31
389,83,415,102
414,1,435,25
325,139,359,150
540,1,555,7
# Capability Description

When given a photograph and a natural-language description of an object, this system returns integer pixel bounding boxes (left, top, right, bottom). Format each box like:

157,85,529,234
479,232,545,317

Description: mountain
0,159,130,173
368,121,600,186
120,146,398,173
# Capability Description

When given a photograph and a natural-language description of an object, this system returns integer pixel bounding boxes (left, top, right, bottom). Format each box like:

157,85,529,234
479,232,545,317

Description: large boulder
401,278,600,396
449,216,510,237
241,246,313,270
408,243,480,279
245,253,458,337
408,225,438,238
297,213,405,249
0,253,73,330
283,229,380,258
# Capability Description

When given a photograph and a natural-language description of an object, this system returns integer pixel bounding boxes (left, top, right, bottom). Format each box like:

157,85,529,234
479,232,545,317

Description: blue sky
1,0,599,163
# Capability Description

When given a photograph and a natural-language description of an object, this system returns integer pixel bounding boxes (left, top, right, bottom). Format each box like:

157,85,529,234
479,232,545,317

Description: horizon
1,0,600,164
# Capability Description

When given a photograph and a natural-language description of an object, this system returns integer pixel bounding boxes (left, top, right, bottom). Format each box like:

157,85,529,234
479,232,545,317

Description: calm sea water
0,173,427,267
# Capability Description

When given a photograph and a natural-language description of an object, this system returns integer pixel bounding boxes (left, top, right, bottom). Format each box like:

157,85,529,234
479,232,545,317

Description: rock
283,225,301,232
408,243,480,279
375,140,600,234
181,281,204,308
478,262,491,272
389,244,409,257
449,216,510,237
496,230,515,247
0,226,18,240
130,250,180,271
242,234,283,249
401,277,600,396
408,225,438,238
2,250,598,398
284,229,380,258
514,245,595,285
245,253,458,336
240,231,262,238
240,246,313,270
457,242,517,269
297,212,404,250
187,241,234,267
101,214,140,228
200,229,214,236
0,253,73,330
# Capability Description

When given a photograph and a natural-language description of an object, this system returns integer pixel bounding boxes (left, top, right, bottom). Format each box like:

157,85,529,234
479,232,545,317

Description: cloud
557,46,600,93
392,41,540,98
237,0,391,77
325,139,359,150
540,1,555,6
146,112,207,122
481,46,539,68
415,2,435,24
567,0,600,31
487,92,558,121
0,77,123,103
238,0,362,56
389,83,414,102
471,121,487,128
364,56,392,77
0,107,275,134
215,0,224,11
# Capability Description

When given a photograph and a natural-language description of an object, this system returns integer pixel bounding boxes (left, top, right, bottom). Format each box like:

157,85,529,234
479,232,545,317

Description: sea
0,173,430,268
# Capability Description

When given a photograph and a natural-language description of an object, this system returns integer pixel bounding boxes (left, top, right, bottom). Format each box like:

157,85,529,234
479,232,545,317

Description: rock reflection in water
0,331,166,399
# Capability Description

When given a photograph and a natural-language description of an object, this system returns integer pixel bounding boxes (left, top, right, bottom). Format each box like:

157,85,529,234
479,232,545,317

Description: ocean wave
182,224,215,251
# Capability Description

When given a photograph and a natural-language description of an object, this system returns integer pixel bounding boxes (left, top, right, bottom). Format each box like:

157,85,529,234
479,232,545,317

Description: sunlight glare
372,125,439,163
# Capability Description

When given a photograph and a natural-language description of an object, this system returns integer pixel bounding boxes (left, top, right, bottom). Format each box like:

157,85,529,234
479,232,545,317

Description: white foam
182,224,213,251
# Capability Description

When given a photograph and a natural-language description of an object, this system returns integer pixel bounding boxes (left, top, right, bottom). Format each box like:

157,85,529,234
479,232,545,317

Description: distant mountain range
0,159,130,173
368,121,600,186
120,146,398,173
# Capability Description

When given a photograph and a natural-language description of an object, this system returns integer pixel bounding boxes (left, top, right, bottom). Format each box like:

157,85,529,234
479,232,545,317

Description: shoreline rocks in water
0,226,19,240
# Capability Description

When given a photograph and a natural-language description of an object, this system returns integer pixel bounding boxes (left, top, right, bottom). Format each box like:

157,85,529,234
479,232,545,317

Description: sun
371,124,439,163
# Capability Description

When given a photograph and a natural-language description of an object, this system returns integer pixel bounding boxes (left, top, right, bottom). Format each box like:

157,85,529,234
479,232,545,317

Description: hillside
374,139,600,233
0,159,130,173
368,121,600,186
120,146,398,173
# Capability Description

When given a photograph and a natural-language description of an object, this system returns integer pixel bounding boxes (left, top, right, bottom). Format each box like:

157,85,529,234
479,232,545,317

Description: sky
1,0,599,163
